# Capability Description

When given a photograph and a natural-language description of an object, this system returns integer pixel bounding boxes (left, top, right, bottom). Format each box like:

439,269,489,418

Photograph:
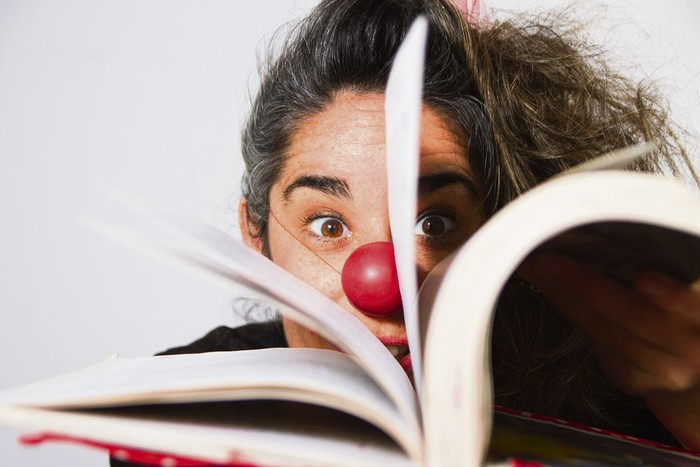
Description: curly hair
462,10,697,212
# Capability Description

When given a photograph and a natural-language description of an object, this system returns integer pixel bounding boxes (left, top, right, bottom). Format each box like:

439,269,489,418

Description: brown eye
321,219,343,237
414,214,455,237
422,216,445,235
309,217,350,239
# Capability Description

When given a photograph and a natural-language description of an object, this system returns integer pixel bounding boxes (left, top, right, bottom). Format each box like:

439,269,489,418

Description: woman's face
240,91,483,363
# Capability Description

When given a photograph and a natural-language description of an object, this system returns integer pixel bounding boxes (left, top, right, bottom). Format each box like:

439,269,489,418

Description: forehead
277,91,470,188
284,92,387,176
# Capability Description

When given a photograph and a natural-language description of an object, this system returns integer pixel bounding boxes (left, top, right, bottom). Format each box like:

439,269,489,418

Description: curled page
385,16,428,398
0,348,421,459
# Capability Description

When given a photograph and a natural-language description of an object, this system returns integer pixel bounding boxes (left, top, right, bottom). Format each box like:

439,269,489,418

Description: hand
518,251,700,449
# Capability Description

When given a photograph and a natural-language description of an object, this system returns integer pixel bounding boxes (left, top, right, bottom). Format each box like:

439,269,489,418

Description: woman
237,0,700,448
114,0,699,465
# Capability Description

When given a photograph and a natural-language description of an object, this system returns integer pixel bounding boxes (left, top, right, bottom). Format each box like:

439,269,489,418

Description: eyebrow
282,175,352,201
418,171,480,199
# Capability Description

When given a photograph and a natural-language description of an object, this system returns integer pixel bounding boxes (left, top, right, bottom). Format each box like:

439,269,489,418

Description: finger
594,345,688,396
518,252,697,356
635,271,700,324
591,326,700,396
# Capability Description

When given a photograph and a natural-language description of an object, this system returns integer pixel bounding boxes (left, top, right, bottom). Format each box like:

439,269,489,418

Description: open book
2,17,700,467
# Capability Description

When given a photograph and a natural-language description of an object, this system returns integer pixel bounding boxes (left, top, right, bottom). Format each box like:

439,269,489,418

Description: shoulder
157,321,288,355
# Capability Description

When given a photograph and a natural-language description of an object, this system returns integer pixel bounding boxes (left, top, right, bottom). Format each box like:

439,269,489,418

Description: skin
240,90,700,449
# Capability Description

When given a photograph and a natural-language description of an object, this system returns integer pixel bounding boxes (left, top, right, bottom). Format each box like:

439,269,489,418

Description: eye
414,213,456,237
308,216,351,239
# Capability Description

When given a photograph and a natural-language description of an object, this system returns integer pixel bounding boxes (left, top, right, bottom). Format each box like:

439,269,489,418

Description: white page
0,348,420,458
386,16,428,397
558,142,655,176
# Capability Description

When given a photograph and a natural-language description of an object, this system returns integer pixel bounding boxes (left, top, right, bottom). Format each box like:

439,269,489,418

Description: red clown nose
341,242,403,317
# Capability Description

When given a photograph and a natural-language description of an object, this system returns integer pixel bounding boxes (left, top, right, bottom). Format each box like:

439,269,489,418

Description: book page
421,171,700,466
0,401,416,467
558,142,655,176
386,16,428,398
0,348,421,460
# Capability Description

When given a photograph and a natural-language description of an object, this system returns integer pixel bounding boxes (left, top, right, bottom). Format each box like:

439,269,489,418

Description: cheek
268,230,344,300
415,248,450,286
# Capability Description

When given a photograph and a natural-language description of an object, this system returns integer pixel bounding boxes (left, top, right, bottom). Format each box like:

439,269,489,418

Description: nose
341,242,403,317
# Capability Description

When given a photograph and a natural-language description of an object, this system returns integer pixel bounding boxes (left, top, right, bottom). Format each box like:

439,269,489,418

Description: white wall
0,1,698,465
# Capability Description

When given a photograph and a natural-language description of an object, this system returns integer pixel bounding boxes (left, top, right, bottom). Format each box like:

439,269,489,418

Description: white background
0,0,698,465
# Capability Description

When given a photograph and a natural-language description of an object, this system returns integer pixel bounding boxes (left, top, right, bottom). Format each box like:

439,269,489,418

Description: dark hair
240,0,696,440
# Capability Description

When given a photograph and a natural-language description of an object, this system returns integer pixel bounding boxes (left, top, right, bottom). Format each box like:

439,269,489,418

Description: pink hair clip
447,0,489,27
